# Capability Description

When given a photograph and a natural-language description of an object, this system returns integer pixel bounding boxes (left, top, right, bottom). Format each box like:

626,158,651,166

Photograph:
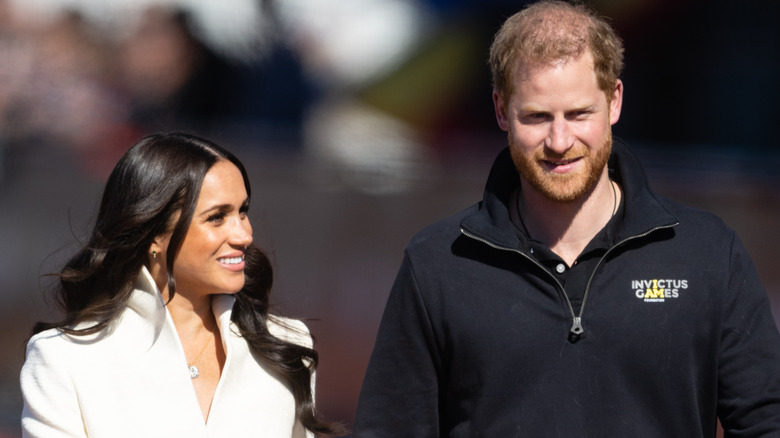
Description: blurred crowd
1,0,779,192
0,0,322,181
0,0,462,193
0,0,476,192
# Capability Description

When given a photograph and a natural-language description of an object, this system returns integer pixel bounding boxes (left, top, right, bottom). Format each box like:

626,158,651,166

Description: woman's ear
149,231,172,261
147,236,171,295
149,239,164,263
149,248,160,264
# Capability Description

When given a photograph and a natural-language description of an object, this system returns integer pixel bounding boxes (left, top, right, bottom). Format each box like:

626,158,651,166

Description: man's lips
541,156,582,172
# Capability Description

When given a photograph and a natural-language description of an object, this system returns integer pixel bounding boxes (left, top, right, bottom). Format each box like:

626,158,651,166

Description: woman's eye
208,213,226,223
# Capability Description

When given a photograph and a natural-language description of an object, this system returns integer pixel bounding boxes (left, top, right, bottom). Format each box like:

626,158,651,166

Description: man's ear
609,79,623,126
492,89,510,132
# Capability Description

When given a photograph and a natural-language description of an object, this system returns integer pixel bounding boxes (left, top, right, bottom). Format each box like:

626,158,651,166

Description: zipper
460,222,678,337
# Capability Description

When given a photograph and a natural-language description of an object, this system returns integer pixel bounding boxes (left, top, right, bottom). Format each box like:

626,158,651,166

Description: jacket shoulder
656,195,735,236
406,203,480,251
25,328,71,358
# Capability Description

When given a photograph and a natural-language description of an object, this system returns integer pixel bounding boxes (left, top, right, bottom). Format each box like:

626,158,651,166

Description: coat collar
127,267,236,344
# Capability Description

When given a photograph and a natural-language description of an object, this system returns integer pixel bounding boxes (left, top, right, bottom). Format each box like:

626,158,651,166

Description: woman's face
170,160,253,297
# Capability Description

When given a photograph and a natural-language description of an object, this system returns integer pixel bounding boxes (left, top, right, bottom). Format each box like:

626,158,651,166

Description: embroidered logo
632,279,688,302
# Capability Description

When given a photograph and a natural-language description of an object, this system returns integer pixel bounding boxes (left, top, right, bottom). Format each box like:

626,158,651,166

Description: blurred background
1,0,779,436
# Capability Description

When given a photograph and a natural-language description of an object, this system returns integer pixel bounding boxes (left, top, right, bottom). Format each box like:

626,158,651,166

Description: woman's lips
217,254,245,271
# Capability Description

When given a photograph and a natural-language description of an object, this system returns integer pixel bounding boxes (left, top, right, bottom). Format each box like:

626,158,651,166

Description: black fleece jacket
353,139,780,437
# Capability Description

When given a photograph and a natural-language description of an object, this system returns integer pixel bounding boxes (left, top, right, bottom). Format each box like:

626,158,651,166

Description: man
352,1,780,436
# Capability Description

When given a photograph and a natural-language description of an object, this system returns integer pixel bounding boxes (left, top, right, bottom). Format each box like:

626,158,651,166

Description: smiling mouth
542,156,582,167
218,256,244,265
547,158,576,165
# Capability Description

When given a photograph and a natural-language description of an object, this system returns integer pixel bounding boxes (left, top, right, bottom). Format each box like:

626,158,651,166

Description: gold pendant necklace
186,332,213,379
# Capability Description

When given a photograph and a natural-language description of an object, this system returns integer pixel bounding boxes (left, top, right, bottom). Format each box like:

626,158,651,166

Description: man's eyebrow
519,103,597,113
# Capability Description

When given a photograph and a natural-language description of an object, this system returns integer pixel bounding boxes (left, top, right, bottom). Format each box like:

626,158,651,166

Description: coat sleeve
353,252,443,437
717,233,780,436
20,334,87,438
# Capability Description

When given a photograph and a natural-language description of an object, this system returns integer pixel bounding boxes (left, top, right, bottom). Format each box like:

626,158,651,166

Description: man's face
493,51,622,202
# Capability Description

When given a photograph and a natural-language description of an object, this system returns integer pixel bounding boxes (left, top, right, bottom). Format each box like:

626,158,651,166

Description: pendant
188,364,200,379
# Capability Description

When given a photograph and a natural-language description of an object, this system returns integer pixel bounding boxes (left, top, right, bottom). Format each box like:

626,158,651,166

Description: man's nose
544,118,573,154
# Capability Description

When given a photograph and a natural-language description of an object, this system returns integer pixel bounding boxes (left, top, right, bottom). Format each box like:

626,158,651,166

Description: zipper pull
570,317,584,335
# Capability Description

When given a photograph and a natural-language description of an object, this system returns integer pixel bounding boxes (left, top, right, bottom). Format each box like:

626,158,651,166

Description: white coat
21,267,314,438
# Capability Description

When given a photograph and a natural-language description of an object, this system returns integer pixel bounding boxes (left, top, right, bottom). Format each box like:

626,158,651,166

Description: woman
21,133,341,437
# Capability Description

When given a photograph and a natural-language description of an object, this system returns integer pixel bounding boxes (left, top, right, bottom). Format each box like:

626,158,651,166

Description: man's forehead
514,50,595,82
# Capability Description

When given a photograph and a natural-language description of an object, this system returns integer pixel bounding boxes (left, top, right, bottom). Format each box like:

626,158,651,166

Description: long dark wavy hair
34,132,341,435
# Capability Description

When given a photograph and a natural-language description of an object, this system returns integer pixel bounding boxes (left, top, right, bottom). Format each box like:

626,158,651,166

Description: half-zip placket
460,223,678,338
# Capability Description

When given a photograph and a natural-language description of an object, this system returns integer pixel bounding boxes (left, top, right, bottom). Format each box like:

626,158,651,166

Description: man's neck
517,175,620,266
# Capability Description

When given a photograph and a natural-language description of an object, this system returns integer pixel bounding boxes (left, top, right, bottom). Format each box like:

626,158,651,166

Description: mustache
537,147,587,161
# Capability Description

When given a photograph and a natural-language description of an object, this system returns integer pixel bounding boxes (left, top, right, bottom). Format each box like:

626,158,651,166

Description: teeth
219,257,243,264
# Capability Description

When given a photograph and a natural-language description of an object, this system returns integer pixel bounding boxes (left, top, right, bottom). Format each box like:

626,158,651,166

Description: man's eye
522,113,548,123
570,110,590,119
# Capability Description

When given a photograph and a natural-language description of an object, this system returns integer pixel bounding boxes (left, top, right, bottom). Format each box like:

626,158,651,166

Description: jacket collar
460,137,678,250
128,267,236,343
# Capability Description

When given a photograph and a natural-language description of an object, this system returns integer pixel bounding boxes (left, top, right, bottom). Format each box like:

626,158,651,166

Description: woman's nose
231,217,253,247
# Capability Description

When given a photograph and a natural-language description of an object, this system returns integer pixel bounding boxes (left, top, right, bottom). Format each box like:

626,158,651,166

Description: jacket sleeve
353,252,443,437
717,233,780,436
20,334,87,438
